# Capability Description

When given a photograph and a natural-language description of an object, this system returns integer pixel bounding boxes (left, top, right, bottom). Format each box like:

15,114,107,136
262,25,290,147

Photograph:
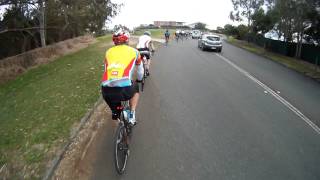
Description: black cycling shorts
101,83,139,114
138,48,151,60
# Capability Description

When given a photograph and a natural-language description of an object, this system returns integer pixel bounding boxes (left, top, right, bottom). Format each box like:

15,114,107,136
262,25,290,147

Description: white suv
192,30,201,39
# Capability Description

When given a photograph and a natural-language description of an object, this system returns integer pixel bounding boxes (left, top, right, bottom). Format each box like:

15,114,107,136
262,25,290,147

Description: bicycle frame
119,101,131,131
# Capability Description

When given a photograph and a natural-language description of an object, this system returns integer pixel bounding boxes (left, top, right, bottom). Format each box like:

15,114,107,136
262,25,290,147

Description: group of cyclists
101,30,155,126
101,28,191,126
164,29,192,44
101,29,195,126
102,29,189,172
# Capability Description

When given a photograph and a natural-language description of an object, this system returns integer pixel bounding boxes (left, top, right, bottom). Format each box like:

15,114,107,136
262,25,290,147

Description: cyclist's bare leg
129,92,139,111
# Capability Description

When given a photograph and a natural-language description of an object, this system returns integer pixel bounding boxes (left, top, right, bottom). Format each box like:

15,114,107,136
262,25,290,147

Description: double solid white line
216,53,320,135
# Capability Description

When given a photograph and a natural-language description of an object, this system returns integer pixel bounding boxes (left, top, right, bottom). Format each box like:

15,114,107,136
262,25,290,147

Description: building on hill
186,22,207,29
154,21,185,27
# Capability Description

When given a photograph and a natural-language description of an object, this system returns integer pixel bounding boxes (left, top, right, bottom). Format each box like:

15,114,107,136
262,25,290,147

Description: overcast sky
0,1,239,29
110,0,239,30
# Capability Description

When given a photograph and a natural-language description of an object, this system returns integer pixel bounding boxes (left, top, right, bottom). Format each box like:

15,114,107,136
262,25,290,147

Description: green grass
133,28,176,39
0,35,112,178
226,36,320,80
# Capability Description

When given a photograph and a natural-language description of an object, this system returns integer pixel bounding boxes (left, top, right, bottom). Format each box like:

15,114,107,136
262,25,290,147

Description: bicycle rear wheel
114,123,129,174
141,63,147,91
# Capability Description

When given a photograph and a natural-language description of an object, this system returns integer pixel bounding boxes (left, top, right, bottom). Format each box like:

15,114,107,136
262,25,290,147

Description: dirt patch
51,100,110,180
0,35,96,84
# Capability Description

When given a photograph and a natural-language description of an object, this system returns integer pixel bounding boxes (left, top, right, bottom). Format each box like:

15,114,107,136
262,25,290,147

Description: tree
272,0,317,57
228,0,319,59
230,0,264,30
0,2,42,57
216,26,224,33
0,0,47,47
223,24,238,36
0,0,121,59
304,1,320,44
251,8,277,34
38,0,46,47
194,22,206,30
237,24,249,39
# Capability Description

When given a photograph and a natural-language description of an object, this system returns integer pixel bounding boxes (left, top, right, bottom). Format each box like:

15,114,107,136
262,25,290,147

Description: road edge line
216,53,320,135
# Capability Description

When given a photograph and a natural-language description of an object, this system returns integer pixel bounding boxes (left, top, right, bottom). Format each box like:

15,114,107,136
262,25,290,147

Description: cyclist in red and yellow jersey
101,30,144,125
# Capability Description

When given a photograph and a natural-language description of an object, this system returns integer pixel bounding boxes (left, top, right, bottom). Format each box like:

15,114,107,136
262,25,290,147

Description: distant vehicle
198,34,222,52
192,30,201,39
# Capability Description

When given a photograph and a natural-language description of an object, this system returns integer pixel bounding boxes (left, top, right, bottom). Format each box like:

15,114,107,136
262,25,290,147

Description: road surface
90,38,320,180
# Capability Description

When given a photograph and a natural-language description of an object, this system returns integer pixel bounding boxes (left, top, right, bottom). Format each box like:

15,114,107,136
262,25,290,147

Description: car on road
198,34,222,52
192,30,201,39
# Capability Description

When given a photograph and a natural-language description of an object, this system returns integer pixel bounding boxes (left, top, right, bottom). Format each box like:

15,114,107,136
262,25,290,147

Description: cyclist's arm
135,54,143,81
149,40,155,51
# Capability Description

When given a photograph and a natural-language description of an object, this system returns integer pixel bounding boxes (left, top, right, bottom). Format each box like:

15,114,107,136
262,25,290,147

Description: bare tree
38,0,46,47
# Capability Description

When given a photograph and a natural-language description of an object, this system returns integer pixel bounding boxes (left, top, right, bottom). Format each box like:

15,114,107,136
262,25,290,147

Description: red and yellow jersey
101,45,141,87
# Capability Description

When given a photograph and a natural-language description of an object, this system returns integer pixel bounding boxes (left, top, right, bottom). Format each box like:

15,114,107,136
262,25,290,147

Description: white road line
216,53,320,135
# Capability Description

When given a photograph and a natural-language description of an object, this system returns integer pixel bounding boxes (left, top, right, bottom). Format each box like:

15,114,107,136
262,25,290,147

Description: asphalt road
91,38,320,180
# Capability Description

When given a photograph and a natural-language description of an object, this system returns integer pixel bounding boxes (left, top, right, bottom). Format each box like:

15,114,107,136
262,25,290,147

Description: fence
247,34,320,66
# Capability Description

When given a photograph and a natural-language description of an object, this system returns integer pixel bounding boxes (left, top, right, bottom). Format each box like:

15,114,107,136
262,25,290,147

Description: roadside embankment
0,35,110,179
0,35,96,84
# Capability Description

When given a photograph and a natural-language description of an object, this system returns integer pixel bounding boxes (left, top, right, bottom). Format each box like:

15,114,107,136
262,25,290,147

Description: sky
109,0,239,30
0,6,6,21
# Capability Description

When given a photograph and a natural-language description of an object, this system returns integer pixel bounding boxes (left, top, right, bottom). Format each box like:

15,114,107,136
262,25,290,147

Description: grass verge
0,35,112,179
226,36,320,81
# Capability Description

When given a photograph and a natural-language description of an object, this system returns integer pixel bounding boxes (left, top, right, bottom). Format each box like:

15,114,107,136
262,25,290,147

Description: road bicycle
141,55,148,91
139,51,154,91
113,100,132,174
138,49,155,91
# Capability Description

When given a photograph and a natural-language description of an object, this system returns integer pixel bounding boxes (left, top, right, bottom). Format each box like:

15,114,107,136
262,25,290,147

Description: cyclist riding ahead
101,30,143,126
164,29,170,45
136,31,155,76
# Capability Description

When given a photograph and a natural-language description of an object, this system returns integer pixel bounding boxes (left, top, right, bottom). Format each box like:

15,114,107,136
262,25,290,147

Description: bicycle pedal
128,124,135,129
131,121,137,126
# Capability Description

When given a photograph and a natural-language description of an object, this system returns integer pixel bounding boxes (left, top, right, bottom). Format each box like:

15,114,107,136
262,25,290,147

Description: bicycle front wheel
114,123,129,174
